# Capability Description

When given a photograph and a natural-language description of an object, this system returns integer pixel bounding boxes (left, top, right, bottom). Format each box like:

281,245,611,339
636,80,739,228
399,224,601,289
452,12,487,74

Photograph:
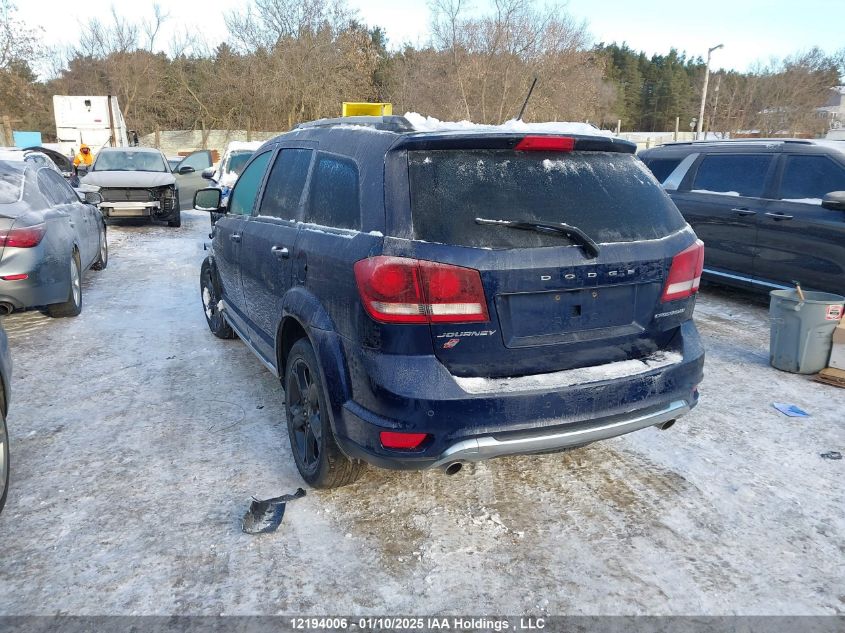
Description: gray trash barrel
769,289,844,374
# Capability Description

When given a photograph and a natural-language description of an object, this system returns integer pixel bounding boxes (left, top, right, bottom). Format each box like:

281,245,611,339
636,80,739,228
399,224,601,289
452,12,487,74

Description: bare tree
395,0,599,123
0,0,42,70
142,3,169,51
711,49,839,136
225,0,356,52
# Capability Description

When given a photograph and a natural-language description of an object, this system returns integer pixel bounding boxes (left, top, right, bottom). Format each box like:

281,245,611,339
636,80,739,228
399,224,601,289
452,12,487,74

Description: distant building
817,85,845,133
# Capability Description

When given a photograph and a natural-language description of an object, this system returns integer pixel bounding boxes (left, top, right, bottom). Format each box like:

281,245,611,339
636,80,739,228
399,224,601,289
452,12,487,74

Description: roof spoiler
390,134,636,154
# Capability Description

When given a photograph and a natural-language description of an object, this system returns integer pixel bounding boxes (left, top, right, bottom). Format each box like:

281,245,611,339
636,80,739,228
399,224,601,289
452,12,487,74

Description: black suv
640,139,845,294
195,116,704,488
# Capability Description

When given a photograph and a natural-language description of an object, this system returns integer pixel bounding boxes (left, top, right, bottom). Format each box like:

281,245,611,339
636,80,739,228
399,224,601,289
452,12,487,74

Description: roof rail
662,138,816,147
296,115,415,133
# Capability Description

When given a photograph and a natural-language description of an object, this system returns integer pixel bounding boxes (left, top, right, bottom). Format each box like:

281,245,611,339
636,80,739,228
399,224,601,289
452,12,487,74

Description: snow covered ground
0,210,842,615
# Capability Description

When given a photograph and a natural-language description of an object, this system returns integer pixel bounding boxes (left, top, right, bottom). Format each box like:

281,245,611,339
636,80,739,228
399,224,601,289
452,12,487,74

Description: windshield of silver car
93,152,167,172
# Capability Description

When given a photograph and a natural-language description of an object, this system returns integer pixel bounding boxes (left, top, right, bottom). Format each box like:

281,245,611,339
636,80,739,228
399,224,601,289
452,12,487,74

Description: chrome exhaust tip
444,462,464,476
657,419,676,431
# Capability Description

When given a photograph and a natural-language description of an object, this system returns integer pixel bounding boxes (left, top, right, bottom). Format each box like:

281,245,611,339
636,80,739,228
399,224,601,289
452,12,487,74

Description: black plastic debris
242,488,306,534
820,451,842,460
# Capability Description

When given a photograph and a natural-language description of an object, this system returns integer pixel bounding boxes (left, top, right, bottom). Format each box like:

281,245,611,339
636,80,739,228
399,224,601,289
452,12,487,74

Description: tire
48,252,82,318
91,223,108,270
200,261,234,339
168,207,181,228
284,338,365,488
0,410,8,514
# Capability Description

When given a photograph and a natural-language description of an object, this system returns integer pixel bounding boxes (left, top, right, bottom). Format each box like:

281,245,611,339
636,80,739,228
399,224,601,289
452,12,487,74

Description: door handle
230,233,242,242
731,208,757,216
765,212,793,221
271,245,290,259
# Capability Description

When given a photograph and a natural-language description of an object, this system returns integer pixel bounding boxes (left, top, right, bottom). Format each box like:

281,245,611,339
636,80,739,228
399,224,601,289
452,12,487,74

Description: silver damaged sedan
0,155,108,317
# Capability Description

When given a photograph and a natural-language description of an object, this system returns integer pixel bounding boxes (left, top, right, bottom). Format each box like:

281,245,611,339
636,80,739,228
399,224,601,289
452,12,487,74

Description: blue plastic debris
772,403,810,418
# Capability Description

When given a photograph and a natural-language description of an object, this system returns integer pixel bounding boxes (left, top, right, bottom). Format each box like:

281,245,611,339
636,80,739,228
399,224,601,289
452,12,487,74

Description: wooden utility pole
1,116,22,147
107,95,117,147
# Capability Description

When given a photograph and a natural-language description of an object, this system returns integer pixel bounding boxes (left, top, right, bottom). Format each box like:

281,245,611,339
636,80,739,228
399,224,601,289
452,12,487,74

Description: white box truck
53,95,132,158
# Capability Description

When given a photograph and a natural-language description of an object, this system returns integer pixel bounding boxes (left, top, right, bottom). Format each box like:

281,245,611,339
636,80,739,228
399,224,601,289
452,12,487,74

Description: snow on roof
329,124,396,134
403,112,615,138
223,141,264,153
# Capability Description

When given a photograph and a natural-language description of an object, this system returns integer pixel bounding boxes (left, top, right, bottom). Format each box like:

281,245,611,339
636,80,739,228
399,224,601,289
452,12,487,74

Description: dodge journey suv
195,115,705,488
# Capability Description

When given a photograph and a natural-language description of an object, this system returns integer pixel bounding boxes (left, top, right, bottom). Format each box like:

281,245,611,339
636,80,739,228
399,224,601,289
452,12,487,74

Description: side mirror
194,187,223,212
76,166,90,177
84,191,104,205
821,191,845,211
201,167,214,180
178,165,196,175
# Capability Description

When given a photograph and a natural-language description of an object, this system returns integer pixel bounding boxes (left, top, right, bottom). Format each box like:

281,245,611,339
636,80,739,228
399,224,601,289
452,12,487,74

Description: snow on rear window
408,150,685,248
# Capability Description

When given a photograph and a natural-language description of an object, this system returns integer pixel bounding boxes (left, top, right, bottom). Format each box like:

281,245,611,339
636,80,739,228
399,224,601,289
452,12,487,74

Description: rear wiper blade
475,217,600,258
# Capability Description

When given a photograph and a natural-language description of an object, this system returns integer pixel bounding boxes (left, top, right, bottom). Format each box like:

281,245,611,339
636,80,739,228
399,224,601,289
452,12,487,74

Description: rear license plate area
496,285,641,348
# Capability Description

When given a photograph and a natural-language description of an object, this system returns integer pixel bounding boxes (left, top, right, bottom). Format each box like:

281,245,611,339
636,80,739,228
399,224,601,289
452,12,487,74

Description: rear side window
644,157,683,184
229,151,271,216
44,171,77,203
408,150,685,247
258,149,312,220
779,155,845,201
0,164,23,204
692,154,773,197
306,155,360,230
38,170,75,205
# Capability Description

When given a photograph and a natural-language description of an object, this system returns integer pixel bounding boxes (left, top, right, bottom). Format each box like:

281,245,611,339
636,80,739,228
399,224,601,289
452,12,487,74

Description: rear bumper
324,320,704,470
430,399,689,468
0,246,67,310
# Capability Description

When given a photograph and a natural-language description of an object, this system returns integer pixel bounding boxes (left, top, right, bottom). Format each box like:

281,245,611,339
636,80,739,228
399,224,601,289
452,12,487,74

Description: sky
16,0,844,73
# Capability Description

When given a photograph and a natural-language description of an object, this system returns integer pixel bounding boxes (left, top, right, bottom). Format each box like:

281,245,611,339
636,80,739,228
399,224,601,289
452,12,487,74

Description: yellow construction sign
342,102,393,117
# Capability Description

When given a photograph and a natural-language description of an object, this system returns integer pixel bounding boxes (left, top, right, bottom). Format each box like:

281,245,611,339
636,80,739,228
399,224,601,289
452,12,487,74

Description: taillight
662,240,705,302
0,223,46,249
515,136,575,152
380,431,429,450
354,256,489,324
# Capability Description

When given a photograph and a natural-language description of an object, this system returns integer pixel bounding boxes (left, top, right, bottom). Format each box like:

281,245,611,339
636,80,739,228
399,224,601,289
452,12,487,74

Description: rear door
174,151,213,209
213,150,272,321
755,152,845,293
47,171,99,266
38,170,94,264
241,148,313,359
670,152,775,286
402,146,695,378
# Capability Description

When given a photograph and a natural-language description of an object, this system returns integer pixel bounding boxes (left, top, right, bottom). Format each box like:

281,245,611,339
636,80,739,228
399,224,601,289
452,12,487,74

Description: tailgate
403,145,694,378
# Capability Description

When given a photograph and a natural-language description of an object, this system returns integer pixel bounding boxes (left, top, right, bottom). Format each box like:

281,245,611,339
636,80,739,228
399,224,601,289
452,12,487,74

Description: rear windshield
0,163,24,204
408,150,685,247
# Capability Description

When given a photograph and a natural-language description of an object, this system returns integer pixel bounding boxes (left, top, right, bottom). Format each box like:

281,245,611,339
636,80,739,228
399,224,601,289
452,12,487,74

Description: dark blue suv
195,116,705,488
